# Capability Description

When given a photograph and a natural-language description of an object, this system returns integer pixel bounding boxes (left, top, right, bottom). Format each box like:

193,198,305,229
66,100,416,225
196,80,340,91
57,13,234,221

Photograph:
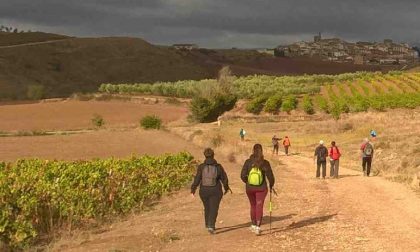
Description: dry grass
174,108,420,188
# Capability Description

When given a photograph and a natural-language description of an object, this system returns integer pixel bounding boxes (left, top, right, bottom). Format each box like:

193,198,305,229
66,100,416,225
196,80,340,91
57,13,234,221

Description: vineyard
0,152,194,249
99,71,380,98
99,71,420,118
317,71,420,118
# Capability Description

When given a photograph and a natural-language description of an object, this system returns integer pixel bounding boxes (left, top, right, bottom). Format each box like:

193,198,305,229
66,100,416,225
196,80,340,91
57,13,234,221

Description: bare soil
0,100,187,131
0,129,198,162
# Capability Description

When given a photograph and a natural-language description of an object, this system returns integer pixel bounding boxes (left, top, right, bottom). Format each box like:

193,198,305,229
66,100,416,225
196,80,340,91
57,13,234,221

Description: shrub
91,114,105,128
281,95,298,114
302,95,315,115
330,101,342,120
316,96,330,113
263,94,283,114
246,95,268,114
190,95,236,123
140,115,162,130
211,134,224,147
26,85,45,100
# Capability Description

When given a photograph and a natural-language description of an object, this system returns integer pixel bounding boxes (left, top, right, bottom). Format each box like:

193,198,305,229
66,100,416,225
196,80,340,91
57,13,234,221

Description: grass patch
140,115,162,130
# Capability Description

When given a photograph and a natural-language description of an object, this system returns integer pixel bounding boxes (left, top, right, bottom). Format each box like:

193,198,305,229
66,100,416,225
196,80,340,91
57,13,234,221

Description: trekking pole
269,189,272,234
269,188,278,234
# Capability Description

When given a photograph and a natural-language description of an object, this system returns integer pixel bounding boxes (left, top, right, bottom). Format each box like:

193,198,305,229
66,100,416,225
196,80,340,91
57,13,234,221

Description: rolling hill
0,32,395,100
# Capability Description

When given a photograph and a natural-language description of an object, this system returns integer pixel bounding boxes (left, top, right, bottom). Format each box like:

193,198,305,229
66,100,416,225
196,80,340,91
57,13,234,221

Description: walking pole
269,188,278,234
269,189,272,234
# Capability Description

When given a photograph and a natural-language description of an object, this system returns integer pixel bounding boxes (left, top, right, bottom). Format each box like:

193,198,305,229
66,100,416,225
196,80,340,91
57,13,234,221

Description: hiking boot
254,226,261,235
250,225,257,232
207,227,215,234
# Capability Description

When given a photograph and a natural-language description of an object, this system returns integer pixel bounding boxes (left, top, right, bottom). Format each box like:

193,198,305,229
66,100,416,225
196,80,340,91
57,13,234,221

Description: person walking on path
283,136,291,156
239,128,246,141
191,148,231,234
370,130,377,141
360,138,374,176
329,141,341,179
241,144,275,235
272,135,281,155
314,140,328,179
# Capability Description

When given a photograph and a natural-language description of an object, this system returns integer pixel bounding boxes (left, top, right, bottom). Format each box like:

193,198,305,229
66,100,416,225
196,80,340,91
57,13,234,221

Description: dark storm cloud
0,0,419,48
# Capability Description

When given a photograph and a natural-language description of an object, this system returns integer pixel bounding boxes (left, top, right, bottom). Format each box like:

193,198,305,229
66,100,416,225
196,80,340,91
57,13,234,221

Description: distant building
172,44,199,50
276,34,417,65
257,48,275,56
314,32,322,43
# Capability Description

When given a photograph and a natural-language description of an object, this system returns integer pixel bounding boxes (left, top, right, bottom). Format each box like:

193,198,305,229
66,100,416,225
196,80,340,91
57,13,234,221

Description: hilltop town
276,33,419,65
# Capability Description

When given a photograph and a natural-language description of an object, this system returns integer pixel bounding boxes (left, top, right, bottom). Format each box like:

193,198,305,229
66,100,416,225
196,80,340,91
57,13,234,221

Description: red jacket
329,146,341,160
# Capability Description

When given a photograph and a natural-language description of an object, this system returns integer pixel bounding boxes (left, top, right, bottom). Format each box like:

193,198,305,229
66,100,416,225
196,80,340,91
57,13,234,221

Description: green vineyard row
0,153,195,248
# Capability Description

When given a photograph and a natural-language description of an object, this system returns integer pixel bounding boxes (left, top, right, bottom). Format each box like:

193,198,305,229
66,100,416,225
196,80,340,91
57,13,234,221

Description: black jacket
241,158,275,190
314,145,328,162
191,158,230,194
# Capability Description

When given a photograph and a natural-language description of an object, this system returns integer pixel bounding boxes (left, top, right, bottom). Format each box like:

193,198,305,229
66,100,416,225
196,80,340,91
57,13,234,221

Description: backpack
317,146,328,161
202,165,218,187
330,147,341,160
364,143,373,156
248,167,263,186
283,138,290,146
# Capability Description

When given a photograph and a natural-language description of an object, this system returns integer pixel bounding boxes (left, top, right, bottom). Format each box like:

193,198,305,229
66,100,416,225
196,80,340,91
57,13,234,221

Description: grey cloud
0,0,419,48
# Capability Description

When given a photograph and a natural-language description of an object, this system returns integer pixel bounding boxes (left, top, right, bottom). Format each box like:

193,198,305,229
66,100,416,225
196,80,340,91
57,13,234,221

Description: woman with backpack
191,148,230,234
329,141,341,179
241,144,275,235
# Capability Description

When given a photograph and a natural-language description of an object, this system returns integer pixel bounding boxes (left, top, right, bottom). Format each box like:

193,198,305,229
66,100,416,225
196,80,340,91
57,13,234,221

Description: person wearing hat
191,148,231,234
314,140,329,179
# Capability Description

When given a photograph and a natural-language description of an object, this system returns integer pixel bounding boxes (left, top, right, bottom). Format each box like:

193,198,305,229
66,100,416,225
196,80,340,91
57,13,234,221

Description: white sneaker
254,226,261,235
250,225,257,232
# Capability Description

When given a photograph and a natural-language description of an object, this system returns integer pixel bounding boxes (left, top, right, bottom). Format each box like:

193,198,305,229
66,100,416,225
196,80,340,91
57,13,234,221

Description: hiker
272,135,281,155
283,136,291,156
370,130,377,141
314,140,328,179
239,128,246,141
191,148,231,234
360,138,374,176
241,144,275,235
329,141,341,179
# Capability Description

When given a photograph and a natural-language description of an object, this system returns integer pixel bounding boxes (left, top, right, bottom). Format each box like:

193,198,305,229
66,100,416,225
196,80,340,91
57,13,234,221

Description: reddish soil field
0,129,201,162
0,100,188,131
236,57,393,75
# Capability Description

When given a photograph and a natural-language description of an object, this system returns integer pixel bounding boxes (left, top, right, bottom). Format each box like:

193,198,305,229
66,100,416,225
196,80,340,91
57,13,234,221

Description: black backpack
317,146,328,161
202,165,218,186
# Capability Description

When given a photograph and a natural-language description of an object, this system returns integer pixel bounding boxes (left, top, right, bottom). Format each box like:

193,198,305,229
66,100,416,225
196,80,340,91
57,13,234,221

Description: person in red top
282,136,291,156
329,141,341,179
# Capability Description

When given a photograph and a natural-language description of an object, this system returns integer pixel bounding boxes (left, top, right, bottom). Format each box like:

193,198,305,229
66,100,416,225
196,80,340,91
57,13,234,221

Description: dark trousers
246,188,268,226
284,146,289,155
273,144,279,154
316,160,327,178
199,188,222,229
330,159,340,178
362,157,372,176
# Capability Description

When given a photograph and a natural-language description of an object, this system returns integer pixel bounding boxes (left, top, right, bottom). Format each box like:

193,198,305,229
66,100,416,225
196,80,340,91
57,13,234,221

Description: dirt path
0,39,69,49
54,140,420,252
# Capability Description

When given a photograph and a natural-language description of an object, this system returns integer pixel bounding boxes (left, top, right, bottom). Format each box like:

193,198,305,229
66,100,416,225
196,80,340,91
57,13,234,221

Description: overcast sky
1,0,419,48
